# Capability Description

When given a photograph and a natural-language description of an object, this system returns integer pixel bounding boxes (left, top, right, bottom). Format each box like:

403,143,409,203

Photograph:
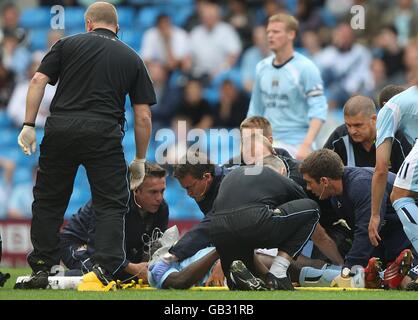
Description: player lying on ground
148,247,225,289
299,248,418,290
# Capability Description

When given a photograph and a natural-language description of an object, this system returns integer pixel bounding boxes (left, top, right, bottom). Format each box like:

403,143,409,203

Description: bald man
16,2,156,289
323,95,411,173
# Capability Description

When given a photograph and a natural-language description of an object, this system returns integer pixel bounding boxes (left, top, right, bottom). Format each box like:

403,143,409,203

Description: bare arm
296,118,323,160
369,139,392,246
163,249,219,289
25,72,50,123
133,104,152,159
0,157,15,184
311,223,344,265
124,262,149,283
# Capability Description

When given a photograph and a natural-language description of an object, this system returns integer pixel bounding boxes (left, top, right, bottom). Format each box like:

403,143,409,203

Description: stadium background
1,0,417,267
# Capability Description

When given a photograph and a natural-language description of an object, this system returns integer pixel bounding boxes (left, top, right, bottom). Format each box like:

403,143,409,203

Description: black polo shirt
124,198,169,263
196,165,231,215
323,124,411,174
38,28,156,122
212,166,307,213
61,196,169,265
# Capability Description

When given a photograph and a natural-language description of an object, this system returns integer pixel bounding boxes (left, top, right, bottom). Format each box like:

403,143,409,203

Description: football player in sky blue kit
148,247,223,289
246,13,328,160
370,79,418,278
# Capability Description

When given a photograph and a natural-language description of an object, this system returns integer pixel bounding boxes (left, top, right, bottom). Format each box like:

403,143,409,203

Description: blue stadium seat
284,0,297,15
0,110,12,127
122,131,135,148
75,166,88,183
212,69,243,89
64,166,90,218
168,0,194,5
320,7,337,27
202,69,243,106
15,150,39,166
169,5,194,27
123,147,136,163
208,132,240,165
124,101,134,127
119,29,142,51
117,7,135,28
29,29,49,52
64,7,85,30
65,201,83,218
176,198,202,220
146,141,157,162
1,127,20,147
135,6,164,31
162,176,203,220
13,167,32,185
126,0,152,6
20,7,51,29
65,28,85,36
203,87,219,106
0,146,20,161
35,128,45,144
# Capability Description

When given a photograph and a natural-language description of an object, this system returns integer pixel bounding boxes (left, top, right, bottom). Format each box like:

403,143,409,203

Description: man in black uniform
60,163,168,283
0,233,10,287
319,92,411,263
166,151,231,262
300,149,417,290
210,165,320,290
238,126,343,269
323,94,411,173
16,2,156,289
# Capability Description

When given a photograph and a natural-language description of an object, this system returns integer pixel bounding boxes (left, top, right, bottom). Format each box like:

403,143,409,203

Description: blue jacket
331,167,407,268
169,165,232,260
61,193,169,269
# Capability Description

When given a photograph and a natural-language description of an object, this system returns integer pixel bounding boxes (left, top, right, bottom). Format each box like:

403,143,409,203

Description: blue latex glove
149,260,171,286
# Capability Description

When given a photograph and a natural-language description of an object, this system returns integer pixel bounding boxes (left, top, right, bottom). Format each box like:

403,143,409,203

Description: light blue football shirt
376,85,418,148
247,52,328,146
151,247,216,289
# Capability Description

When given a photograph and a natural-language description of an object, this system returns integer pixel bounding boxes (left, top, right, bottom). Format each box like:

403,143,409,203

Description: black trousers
210,199,320,285
28,116,130,275
59,235,93,274
59,234,134,281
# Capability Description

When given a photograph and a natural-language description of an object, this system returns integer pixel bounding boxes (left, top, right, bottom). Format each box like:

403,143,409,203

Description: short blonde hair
240,116,272,138
262,155,287,175
85,2,118,26
268,13,299,34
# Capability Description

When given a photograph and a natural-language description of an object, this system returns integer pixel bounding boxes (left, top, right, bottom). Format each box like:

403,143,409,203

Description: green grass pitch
1,268,418,300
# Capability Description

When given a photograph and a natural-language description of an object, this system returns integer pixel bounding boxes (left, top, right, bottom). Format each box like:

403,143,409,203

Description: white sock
269,255,290,278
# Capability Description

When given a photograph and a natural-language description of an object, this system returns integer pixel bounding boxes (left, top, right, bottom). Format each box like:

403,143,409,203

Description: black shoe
0,272,10,287
91,265,113,285
14,270,49,289
229,260,268,291
405,279,418,291
265,272,294,291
